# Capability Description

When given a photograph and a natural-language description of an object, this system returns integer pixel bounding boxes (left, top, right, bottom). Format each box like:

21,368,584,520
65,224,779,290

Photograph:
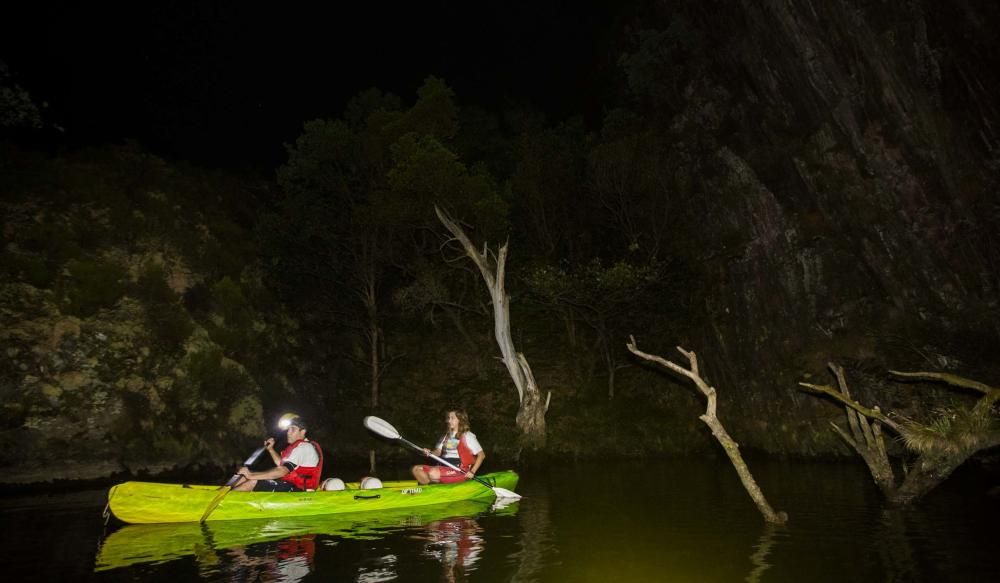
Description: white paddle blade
493,487,521,500
492,494,521,509
363,416,401,439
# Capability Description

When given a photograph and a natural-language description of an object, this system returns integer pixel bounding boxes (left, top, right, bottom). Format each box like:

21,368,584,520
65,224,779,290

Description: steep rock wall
660,0,999,436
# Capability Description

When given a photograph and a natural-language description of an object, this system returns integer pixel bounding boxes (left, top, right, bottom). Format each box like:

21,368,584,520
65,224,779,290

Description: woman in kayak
234,414,323,492
412,410,485,485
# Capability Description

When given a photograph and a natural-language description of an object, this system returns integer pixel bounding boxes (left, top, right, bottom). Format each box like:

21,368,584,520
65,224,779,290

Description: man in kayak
412,409,485,485
234,414,324,491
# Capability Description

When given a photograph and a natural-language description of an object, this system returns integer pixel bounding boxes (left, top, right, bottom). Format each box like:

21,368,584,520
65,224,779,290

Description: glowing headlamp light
277,413,299,430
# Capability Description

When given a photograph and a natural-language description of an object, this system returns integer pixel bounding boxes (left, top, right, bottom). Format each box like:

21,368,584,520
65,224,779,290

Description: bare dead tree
626,336,788,524
798,364,896,494
800,365,1000,505
435,205,551,450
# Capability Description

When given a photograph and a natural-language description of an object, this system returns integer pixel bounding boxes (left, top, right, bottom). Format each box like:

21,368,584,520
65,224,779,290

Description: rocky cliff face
645,0,999,438
1,285,264,482
0,147,291,483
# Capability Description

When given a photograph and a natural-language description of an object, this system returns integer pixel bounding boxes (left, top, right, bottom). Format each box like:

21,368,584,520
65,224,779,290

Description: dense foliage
3,1,999,482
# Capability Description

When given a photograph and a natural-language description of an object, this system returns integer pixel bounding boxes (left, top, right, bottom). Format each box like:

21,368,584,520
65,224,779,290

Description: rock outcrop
0,147,281,483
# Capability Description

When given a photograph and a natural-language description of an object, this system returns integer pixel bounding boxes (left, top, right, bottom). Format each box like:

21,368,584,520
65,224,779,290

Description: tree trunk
889,450,968,506
598,322,615,400
562,306,577,348
356,238,381,474
826,364,896,495
368,315,379,407
700,410,786,524
353,234,382,409
607,363,616,401
516,390,548,450
800,366,1000,505
514,354,549,450
436,206,550,450
443,304,481,372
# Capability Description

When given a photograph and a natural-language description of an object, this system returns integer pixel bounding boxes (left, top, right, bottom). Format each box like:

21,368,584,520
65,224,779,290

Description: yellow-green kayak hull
95,498,516,571
107,470,518,524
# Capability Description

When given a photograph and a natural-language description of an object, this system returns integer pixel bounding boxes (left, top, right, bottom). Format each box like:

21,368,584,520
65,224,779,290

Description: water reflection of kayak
106,470,518,524
95,499,518,572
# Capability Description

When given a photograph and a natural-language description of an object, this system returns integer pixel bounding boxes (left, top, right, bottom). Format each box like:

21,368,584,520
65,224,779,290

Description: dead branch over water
626,336,788,524
800,365,1000,505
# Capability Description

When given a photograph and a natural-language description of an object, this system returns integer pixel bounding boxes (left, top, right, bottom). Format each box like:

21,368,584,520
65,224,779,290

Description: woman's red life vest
456,432,476,471
279,439,323,490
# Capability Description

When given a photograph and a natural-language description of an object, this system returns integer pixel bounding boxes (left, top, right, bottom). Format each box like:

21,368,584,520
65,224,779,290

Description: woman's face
446,411,459,430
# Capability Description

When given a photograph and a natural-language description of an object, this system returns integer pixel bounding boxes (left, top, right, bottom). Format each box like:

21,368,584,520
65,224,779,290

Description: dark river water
3,458,998,582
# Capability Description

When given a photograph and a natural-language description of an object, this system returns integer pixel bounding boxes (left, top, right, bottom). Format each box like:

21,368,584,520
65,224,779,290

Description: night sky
3,1,630,168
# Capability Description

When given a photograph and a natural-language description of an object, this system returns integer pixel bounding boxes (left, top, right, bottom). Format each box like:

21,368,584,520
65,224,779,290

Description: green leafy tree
618,17,708,111
386,131,508,372
525,258,663,399
0,61,44,129
509,118,591,261
265,77,503,414
588,114,678,261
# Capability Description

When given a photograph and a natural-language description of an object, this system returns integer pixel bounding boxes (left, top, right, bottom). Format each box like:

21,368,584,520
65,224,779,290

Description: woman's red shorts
418,465,469,484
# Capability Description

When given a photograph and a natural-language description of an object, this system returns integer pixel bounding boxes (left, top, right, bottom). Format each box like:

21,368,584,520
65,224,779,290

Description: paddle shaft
201,445,268,522
363,416,519,500
226,445,268,486
397,436,496,491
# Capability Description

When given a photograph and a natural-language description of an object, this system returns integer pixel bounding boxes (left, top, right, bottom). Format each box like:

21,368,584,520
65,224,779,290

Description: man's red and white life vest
279,439,323,490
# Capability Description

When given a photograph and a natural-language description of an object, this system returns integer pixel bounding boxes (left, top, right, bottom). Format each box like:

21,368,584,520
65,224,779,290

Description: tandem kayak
106,470,519,524
96,498,518,571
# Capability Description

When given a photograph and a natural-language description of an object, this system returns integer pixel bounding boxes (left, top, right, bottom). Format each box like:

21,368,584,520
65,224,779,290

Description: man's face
286,424,305,442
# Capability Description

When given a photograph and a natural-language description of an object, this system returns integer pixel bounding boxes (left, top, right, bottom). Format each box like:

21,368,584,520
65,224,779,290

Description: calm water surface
3,459,998,582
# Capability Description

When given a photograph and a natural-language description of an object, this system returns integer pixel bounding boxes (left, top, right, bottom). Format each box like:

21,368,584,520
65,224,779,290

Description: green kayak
96,498,518,571
107,470,518,524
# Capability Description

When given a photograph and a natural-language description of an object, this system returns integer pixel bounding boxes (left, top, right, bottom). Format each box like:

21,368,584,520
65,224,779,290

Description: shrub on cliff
61,258,127,316
134,262,194,350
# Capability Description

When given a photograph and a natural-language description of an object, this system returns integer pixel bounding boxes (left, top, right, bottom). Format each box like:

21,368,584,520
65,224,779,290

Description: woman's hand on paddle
237,466,252,479
421,447,430,456
264,437,275,450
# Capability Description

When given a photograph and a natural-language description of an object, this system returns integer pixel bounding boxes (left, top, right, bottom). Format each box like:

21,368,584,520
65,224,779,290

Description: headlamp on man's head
278,413,306,430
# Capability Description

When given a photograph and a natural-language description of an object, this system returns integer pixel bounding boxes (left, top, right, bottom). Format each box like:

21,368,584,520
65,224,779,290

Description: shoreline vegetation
3,450,998,496
4,3,999,500
2,139,997,502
